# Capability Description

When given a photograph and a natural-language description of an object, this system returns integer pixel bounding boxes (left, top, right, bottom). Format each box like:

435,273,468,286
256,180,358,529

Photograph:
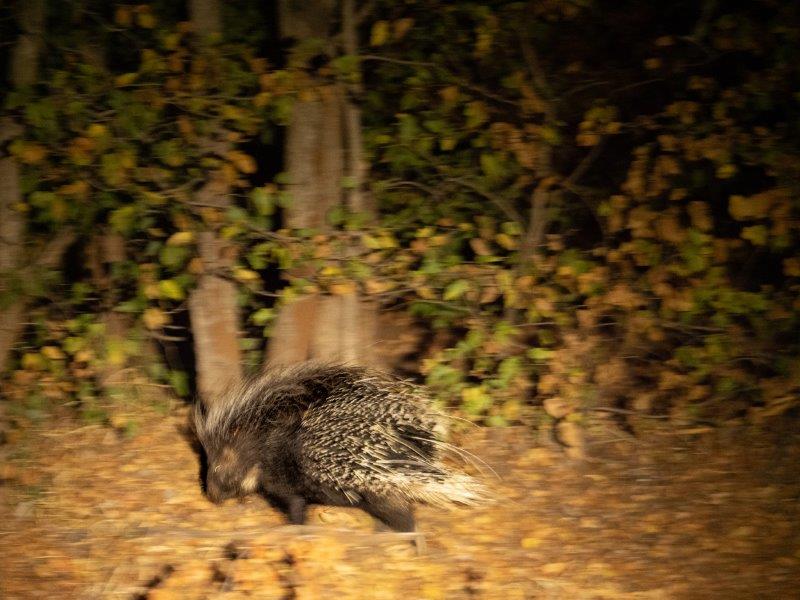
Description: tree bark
189,0,221,39
0,231,75,374
0,0,47,375
186,0,243,399
10,0,45,87
268,0,378,367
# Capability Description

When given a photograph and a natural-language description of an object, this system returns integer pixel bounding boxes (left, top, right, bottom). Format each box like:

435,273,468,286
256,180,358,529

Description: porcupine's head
192,395,264,505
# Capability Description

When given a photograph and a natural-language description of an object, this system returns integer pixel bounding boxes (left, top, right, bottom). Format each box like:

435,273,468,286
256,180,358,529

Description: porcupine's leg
361,495,427,553
360,495,415,532
286,495,308,525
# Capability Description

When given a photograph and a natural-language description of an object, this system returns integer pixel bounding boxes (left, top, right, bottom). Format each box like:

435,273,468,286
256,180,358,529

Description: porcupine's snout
204,476,229,504
203,446,261,504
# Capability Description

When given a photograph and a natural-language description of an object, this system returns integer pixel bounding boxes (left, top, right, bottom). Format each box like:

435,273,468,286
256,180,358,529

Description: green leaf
109,205,139,235
169,370,190,397
159,245,190,269
496,356,522,386
370,21,390,46
465,101,488,129
250,187,275,216
527,347,553,362
250,308,274,326
480,152,504,181
461,386,492,415
443,279,470,301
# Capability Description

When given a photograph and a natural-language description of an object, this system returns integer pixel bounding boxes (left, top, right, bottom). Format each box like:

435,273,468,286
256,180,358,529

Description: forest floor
1,404,799,600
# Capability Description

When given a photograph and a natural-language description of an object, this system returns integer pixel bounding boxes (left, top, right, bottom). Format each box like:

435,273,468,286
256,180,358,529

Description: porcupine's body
192,363,484,531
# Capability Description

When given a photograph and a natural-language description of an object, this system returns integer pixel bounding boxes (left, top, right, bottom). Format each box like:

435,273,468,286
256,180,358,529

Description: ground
1,406,799,600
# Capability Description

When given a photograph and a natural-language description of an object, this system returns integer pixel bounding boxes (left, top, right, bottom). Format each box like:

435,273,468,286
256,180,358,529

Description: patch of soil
1,409,798,599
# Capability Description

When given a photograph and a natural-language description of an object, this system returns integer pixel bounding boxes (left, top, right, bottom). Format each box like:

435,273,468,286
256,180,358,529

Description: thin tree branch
444,176,524,224
359,54,520,108
564,137,606,188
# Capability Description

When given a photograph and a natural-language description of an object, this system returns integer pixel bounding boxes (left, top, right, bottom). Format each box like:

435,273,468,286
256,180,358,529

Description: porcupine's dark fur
192,362,485,532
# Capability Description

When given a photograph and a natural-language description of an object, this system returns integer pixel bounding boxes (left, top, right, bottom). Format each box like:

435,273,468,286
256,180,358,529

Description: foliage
2,0,799,434
353,0,800,428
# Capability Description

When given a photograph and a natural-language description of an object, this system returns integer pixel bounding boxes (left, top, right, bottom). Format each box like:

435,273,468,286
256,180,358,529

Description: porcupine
192,362,485,532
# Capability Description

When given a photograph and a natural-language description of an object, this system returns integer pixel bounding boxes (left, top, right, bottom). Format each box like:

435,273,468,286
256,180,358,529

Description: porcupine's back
296,366,486,508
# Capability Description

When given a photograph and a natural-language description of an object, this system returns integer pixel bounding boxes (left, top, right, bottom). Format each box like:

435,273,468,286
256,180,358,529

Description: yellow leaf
520,536,544,549
364,279,393,294
51,196,68,222
328,281,357,295
479,286,500,304
729,192,772,220
655,212,685,244
233,268,260,283
516,275,534,291
74,349,93,363
417,286,435,300
228,150,257,174
320,266,342,277
114,6,132,26
188,257,204,275
166,231,194,246
741,225,767,246
200,207,221,224
158,279,184,300
495,232,517,250
687,201,713,231
474,30,493,57
220,163,238,184
142,191,166,205
439,86,459,104
393,18,414,39
469,238,491,256
543,397,571,419
86,124,108,138
576,132,600,147
669,188,688,201
143,283,161,299
644,58,661,70
254,92,271,108
143,308,168,330
783,258,800,277
58,180,90,198
136,11,156,29
21,353,45,370
18,142,47,164
115,72,138,87
370,20,390,46
41,346,65,360
716,163,737,179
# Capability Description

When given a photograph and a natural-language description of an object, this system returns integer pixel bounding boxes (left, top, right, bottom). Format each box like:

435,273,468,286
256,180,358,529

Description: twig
359,54,519,108
564,137,606,189
444,176,524,224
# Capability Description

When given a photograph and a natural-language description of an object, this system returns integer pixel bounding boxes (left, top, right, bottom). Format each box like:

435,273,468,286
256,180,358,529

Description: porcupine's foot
362,495,426,553
392,531,427,554
286,495,308,525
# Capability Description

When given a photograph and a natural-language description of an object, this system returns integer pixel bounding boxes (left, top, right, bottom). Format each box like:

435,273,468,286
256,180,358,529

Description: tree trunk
86,231,138,392
189,0,221,39
186,0,243,399
268,0,378,367
0,0,46,375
